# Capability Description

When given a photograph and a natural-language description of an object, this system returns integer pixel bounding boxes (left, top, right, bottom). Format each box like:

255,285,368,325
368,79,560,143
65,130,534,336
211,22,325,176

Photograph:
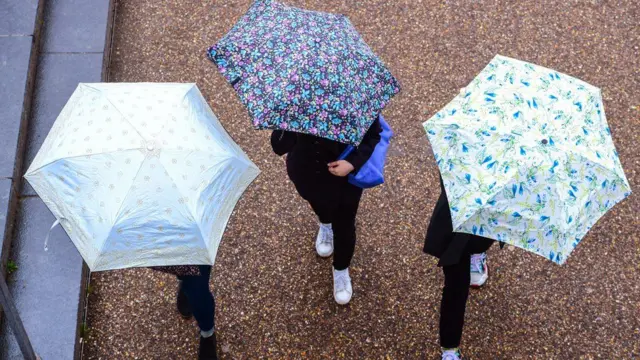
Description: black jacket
271,119,382,202
424,179,495,266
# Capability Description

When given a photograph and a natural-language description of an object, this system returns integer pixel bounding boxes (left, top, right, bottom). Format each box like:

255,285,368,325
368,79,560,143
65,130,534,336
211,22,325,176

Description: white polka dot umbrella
24,83,260,271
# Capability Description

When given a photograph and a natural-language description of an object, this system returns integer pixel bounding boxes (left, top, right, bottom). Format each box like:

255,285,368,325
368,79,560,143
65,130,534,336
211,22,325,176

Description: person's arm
270,130,297,156
344,117,382,172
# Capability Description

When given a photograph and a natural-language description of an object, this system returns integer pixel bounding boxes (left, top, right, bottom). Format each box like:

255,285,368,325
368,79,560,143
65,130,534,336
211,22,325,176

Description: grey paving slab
0,37,33,179
22,53,103,196
0,0,39,35
0,197,85,360
42,0,112,53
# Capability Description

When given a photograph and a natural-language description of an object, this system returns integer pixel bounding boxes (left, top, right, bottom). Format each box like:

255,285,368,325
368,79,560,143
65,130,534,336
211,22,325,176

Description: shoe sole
315,243,333,258
334,297,352,305
470,268,489,288
470,277,488,288
334,291,353,305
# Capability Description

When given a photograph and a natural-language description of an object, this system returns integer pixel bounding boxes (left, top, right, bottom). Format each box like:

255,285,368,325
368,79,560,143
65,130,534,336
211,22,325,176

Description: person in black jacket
271,118,382,305
424,178,494,360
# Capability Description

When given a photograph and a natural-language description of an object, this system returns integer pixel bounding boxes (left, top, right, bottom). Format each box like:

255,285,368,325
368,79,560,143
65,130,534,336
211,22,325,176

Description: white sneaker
315,223,333,257
470,252,489,287
333,268,353,305
442,349,463,360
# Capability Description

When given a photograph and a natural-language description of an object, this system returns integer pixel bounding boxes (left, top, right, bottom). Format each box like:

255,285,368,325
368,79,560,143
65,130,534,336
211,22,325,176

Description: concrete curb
0,0,46,322
77,2,117,358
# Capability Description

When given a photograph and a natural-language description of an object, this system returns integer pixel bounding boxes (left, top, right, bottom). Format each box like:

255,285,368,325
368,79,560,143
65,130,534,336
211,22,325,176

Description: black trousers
307,183,363,270
440,238,493,348
178,265,215,332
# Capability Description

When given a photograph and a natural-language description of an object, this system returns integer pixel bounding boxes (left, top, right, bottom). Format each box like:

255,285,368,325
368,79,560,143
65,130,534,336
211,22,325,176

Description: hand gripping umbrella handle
44,219,62,252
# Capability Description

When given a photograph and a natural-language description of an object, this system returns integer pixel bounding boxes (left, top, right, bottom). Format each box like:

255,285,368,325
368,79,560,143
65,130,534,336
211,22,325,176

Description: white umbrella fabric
25,83,260,271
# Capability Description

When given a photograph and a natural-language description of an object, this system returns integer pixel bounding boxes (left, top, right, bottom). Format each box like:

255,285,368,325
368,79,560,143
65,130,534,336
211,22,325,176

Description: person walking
423,178,493,360
154,265,218,360
270,118,382,305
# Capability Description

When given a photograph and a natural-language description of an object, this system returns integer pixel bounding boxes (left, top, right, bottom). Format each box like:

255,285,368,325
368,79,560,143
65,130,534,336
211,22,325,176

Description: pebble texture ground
83,0,639,359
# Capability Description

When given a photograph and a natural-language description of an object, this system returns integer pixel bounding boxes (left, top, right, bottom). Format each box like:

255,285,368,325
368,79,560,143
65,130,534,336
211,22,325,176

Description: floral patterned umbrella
207,0,400,145
424,55,631,264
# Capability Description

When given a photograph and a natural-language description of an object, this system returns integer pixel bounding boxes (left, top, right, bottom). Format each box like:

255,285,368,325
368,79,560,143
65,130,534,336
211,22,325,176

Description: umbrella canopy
25,83,260,271
424,55,631,264
207,0,400,145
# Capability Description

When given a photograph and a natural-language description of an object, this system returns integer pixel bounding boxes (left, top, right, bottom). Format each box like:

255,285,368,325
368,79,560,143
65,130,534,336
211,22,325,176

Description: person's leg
440,252,471,350
330,184,363,305
308,197,333,225
178,265,215,334
177,280,193,318
466,238,494,254
331,184,363,270
178,265,217,359
307,197,335,257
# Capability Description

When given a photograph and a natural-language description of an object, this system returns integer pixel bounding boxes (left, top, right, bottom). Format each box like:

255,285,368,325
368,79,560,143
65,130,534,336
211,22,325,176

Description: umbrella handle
43,219,61,252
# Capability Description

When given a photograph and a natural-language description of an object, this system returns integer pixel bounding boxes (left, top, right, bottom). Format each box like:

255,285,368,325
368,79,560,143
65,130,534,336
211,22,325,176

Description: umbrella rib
182,87,246,161
197,154,238,178
100,93,147,142
454,186,503,233
93,155,150,269
24,148,143,177
192,156,237,250
563,150,626,184
455,152,629,234
156,83,197,142
427,119,518,141
194,156,257,261
155,158,210,256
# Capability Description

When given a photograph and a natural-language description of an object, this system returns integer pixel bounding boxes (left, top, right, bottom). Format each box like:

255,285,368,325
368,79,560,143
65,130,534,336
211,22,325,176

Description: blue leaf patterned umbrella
207,0,400,145
424,55,631,264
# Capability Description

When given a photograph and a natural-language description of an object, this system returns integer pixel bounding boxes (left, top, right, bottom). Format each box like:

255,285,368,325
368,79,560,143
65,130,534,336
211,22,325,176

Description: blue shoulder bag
338,114,393,189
